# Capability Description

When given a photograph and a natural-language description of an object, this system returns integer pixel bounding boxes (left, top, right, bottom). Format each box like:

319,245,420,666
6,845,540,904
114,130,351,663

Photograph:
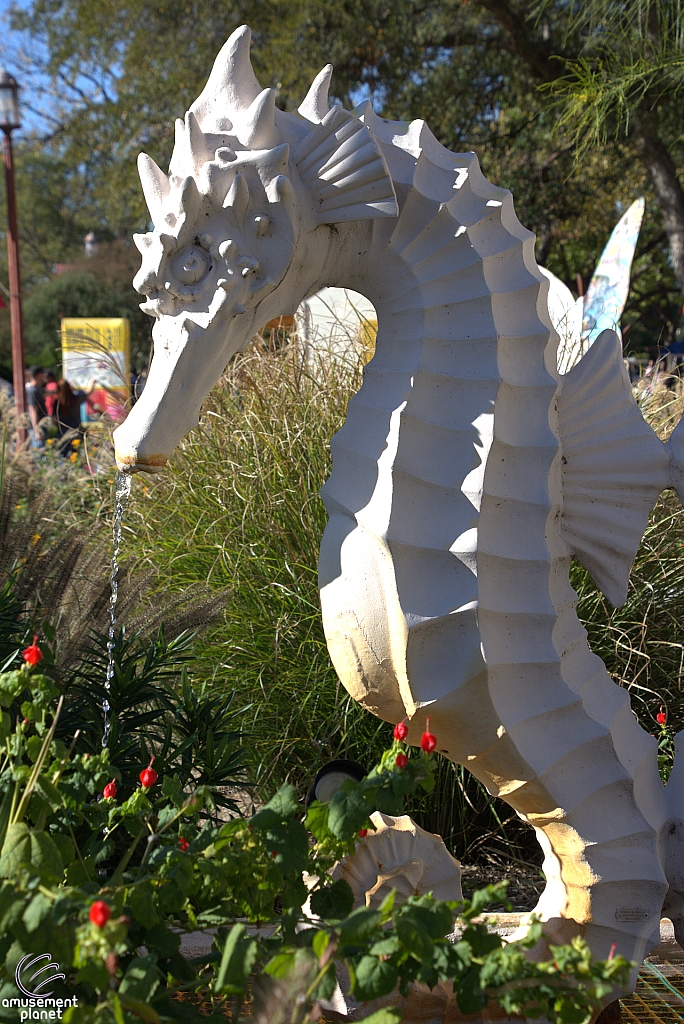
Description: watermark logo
15,954,65,997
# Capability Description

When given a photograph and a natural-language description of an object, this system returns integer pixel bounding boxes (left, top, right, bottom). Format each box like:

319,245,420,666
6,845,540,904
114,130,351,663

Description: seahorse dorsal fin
293,105,398,224
558,329,670,607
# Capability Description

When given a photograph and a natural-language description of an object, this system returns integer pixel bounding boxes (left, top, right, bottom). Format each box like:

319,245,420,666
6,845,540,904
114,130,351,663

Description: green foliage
538,0,684,154
18,269,147,371
3,0,682,347
129,347,389,794
0,649,630,1024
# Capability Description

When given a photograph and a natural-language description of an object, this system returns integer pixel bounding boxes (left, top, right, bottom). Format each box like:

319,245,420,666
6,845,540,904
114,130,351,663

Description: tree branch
632,123,684,292
475,0,563,82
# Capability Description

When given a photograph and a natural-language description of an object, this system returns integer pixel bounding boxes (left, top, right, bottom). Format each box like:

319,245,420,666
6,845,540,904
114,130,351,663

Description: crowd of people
25,365,97,453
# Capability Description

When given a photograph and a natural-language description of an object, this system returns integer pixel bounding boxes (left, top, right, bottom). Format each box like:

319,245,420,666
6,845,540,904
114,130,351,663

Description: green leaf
129,882,160,929
249,807,281,831
396,911,433,960
0,670,28,707
267,819,309,876
119,955,160,1002
378,889,396,919
63,1007,88,1024
264,951,295,979
22,892,52,933
156,805,179,830
111,993,126,1024
306,801,333,843
338,907,382,947
0,710,9,742
65,856,94,886
311,930,330,959
157,880,184,913
74,961,110,991
455,970,487,1016
463,923,502,956
311,961,338,1003
145,922,180,958
370,936,401,957
399,899,454,940
118,992,162,1024
166,951,196,984
0,824,63,882
328,785,373,840
281,876,309,911
216,923,258,992
264,782,300,820
161,775,185,808
25,735,43,762
352,955,399,1001
50,831,75,868
361,1011,403,1024
310,879,355,921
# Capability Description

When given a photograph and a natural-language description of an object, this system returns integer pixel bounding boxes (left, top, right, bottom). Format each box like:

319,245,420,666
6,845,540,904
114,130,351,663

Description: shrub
0,639,629,1024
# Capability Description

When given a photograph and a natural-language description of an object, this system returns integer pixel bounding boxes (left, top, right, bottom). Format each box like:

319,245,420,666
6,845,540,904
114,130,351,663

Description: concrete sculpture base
113,25,684,994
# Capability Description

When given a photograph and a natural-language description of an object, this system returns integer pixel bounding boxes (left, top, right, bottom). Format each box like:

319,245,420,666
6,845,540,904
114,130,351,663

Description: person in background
43,370,58,419
26,366,48,448
55,377,96,453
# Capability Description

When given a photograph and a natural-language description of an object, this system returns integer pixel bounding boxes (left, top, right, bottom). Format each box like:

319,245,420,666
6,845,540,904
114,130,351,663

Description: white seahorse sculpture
113,26,684,988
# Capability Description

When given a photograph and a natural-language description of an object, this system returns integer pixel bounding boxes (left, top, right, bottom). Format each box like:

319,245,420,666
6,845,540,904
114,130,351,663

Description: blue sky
0,0,60,137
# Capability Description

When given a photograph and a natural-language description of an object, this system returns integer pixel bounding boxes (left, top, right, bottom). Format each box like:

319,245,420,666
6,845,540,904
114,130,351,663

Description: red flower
607,942,617,963
358,829,368,839
395,753,408,769
657,708,667,726
421,717,437,753
179,837,189,852
22,636,42,667
102,780,117,800
139,758,158,788
393,720,408,742
271,850,277,858
89,901,111,928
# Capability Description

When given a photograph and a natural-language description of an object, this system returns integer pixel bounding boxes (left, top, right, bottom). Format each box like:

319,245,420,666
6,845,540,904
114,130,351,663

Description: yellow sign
61,318,130,423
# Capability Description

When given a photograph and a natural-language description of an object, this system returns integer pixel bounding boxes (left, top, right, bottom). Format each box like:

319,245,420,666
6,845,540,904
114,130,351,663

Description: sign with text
60,318,130,424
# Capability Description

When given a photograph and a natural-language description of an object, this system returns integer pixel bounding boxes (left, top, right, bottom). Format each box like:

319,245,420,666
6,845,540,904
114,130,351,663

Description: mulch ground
460,861,545,912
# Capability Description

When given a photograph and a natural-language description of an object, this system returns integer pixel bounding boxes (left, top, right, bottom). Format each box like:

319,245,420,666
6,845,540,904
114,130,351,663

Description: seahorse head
113,26,397,472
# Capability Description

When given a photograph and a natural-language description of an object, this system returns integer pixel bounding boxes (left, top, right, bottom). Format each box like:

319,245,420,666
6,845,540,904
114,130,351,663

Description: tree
0,0,681,349
533,0,684,294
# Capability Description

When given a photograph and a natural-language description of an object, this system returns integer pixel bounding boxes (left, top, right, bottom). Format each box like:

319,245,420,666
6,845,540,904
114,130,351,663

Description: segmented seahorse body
319,109,670,971
114,24,681,984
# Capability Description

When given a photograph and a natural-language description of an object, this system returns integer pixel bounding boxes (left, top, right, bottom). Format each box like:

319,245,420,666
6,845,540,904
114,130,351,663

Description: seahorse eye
170,245,210,285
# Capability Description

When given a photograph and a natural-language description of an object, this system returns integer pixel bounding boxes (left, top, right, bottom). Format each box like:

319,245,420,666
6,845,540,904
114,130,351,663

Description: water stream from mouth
103,470,132,748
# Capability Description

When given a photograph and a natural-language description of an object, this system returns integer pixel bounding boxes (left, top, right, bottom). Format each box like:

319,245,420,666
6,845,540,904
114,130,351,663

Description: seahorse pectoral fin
558,329,671,607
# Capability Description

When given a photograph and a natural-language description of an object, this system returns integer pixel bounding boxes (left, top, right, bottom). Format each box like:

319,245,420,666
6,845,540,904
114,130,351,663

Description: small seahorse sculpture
113,26,684,988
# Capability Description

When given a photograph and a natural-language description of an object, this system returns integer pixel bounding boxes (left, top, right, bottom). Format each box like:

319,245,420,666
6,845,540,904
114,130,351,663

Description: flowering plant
0,639,630,1024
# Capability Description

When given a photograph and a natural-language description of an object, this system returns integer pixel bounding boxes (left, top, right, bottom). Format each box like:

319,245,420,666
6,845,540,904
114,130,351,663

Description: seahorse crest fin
558,329,670,607
293,105,398,224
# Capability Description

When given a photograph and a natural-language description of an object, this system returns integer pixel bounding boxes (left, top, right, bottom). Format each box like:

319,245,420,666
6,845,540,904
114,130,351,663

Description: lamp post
0,71,24,442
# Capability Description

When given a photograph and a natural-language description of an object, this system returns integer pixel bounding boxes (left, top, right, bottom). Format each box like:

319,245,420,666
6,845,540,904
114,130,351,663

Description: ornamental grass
126,341,684,867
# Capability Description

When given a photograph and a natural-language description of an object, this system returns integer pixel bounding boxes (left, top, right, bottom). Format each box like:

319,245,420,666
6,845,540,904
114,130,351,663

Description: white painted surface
112,25,684,986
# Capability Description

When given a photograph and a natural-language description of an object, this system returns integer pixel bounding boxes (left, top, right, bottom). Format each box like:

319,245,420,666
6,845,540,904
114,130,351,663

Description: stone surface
333,810,462,907
113,25,684,987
